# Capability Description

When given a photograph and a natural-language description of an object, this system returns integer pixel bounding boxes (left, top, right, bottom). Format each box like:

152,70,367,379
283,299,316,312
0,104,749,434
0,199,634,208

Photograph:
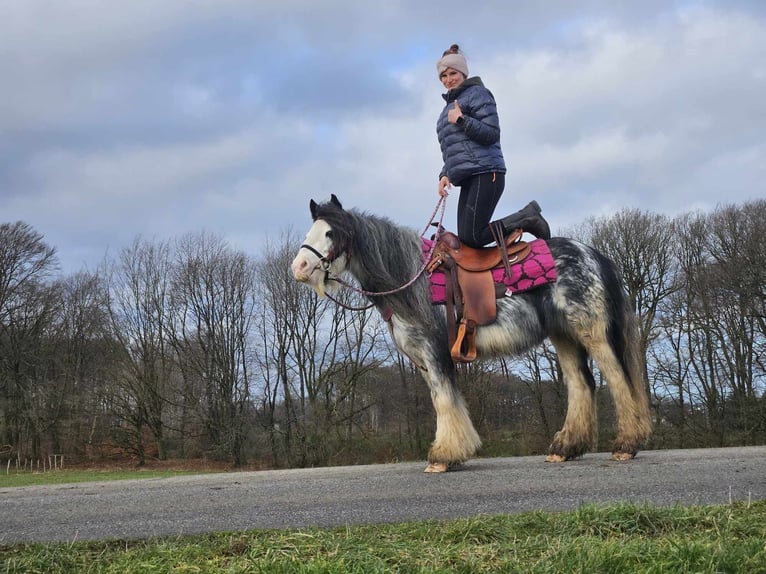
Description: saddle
427,228,531,363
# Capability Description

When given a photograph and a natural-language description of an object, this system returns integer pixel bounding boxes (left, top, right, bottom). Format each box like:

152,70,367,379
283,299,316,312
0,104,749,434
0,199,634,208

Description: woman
436,44,550,247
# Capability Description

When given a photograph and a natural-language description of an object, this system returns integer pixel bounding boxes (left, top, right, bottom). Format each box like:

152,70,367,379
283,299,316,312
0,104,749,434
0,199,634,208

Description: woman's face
439,68,465,91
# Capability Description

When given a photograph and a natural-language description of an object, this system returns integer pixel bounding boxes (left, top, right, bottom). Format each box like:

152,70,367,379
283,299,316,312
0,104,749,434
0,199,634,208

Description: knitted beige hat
437,53,469,78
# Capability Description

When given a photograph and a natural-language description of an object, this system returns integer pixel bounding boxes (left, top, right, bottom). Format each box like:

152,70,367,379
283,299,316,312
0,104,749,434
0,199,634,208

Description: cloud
1,2,764,272
479,6,766,224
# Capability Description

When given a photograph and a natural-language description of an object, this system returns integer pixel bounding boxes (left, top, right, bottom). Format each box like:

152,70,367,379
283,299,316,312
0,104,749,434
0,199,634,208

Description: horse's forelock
311,201,356,257
311,200,344,221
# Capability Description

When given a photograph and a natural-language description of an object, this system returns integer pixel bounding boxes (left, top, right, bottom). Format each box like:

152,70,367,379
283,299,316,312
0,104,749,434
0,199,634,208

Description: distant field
0,459,234,488
0,467,223,487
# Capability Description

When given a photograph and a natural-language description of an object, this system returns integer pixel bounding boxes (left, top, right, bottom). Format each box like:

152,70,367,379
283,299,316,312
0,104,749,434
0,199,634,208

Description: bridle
298,242,334,272
299,196,447,311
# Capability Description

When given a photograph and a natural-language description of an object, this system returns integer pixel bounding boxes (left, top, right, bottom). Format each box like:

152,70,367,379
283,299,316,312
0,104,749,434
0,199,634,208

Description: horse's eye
326,230,334,240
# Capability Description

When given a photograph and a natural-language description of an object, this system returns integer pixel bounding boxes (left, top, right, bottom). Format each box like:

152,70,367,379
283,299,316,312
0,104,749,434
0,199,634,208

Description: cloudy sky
2,1,765,274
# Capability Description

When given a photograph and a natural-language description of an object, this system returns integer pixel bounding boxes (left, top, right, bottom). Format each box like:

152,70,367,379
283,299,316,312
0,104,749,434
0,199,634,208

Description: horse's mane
312,200,428,314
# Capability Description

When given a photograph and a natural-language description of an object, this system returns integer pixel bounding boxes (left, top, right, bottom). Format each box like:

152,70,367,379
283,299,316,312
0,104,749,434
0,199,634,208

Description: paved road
2,446,764,544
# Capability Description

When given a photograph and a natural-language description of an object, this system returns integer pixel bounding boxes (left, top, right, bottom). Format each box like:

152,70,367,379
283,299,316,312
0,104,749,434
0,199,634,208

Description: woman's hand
447,101,464,124
438,176,451,197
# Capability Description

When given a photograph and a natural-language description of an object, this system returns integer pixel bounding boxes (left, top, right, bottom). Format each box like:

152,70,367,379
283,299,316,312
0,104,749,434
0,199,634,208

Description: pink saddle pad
422,238,557,304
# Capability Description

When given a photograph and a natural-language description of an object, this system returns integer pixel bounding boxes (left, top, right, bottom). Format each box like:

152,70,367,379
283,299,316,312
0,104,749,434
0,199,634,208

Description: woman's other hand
438,176,451,197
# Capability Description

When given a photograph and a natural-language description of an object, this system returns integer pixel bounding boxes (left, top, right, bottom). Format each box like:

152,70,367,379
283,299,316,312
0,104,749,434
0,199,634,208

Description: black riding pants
456,171,505,248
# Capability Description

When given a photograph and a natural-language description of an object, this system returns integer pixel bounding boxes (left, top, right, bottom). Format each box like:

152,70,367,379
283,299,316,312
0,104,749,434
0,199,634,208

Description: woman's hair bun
443,44,461,56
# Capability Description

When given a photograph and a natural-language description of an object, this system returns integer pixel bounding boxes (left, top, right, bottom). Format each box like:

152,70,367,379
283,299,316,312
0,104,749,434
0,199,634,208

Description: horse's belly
474,302,546,357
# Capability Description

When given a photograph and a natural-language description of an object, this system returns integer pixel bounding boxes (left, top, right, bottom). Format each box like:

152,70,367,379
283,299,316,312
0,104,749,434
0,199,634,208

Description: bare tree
651,285,695,447
105,238,176,463
667,211,731,445
505,343,567,451
586,209,678,365
386,356,430,459
171,232,257,466
48,271,113,457
0,222,58,323
0,222,58,457
705,202,766,441
319,288,390,462
250,232,318,466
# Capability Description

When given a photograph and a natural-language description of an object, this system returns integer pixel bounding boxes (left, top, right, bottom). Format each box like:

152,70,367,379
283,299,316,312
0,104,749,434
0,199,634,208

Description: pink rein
325,197,446,309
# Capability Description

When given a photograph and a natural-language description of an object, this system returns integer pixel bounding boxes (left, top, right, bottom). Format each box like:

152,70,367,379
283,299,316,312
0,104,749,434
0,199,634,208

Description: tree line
1,199,764,468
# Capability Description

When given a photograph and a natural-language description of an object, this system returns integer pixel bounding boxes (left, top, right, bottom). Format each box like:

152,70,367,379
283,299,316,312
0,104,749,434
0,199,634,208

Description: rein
306,197,447,311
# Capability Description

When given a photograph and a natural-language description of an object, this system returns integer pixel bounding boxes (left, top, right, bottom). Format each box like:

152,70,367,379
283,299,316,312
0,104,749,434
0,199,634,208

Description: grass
1,501,764,573
2,467,764,572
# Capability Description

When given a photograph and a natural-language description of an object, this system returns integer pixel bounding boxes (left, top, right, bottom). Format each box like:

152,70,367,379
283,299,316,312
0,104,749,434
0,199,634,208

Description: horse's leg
388,316,481,473
421,362,482,473
587,333,652,460
546,337,597,462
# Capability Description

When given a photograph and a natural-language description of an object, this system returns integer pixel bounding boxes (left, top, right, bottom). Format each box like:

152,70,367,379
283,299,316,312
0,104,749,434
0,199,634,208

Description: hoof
611,451,636,461
424,461,464,473
545,454,567,463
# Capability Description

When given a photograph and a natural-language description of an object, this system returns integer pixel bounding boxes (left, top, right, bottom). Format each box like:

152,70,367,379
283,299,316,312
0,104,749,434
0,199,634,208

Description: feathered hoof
424,462,449,473
423,461,464,473
545,454,568,463
611,451,636,461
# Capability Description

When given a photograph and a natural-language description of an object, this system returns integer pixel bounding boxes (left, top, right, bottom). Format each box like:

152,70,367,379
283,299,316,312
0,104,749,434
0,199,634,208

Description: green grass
2,501,764,573
0,468,220,488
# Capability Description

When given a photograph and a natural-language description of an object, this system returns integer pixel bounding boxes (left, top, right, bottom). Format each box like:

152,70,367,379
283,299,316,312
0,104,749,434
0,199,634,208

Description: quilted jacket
437,77,506,186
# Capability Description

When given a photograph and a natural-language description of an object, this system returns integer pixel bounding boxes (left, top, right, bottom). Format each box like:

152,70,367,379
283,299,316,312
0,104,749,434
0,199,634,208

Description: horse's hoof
545,454,567,463
424,462,449,473
611,451,635,461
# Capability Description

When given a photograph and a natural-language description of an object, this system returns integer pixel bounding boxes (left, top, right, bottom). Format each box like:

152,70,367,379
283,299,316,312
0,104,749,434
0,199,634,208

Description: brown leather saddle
427,228,531,362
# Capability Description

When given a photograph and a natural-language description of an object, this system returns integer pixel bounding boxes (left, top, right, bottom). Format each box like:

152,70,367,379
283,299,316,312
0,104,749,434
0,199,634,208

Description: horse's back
482,236,624,352
545,237,620,298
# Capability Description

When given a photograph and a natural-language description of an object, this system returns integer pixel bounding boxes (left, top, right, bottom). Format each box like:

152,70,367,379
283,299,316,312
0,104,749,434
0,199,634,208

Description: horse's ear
330,194,343,210
310,199,318,220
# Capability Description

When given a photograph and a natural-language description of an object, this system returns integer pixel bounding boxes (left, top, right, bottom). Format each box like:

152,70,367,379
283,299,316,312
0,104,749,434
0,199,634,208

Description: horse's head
291,194,351,298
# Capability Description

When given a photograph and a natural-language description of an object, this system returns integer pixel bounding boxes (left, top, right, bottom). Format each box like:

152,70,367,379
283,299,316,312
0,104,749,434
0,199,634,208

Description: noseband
300,241,374,311
299,242,333,272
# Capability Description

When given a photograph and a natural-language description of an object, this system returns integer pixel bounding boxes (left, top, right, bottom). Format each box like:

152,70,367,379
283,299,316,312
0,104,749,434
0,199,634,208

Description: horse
291,194,652,473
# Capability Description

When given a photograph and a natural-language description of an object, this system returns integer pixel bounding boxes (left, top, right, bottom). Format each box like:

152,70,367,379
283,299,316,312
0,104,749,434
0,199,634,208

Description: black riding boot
491,200,551,240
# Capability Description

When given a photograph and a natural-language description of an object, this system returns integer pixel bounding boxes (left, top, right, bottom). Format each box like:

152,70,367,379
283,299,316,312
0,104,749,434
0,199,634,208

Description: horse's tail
622,309,650,401
604,257,653,441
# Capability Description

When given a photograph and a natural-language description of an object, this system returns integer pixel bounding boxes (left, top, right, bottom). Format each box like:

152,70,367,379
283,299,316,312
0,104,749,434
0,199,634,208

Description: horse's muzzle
291,255,326,297
290,255,312,282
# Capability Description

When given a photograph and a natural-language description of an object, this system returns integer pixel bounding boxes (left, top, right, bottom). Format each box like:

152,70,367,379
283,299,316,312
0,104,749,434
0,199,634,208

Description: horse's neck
351,221,418,291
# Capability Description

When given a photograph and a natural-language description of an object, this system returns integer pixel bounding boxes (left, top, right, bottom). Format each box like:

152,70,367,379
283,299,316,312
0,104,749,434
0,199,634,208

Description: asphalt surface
2,446,764,544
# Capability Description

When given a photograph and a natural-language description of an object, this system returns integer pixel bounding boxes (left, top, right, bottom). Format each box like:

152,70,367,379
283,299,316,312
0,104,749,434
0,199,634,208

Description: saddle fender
430,229,531,363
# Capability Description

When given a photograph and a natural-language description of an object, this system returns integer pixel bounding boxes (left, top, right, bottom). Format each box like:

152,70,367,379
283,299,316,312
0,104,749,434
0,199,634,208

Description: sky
2,1,765,275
